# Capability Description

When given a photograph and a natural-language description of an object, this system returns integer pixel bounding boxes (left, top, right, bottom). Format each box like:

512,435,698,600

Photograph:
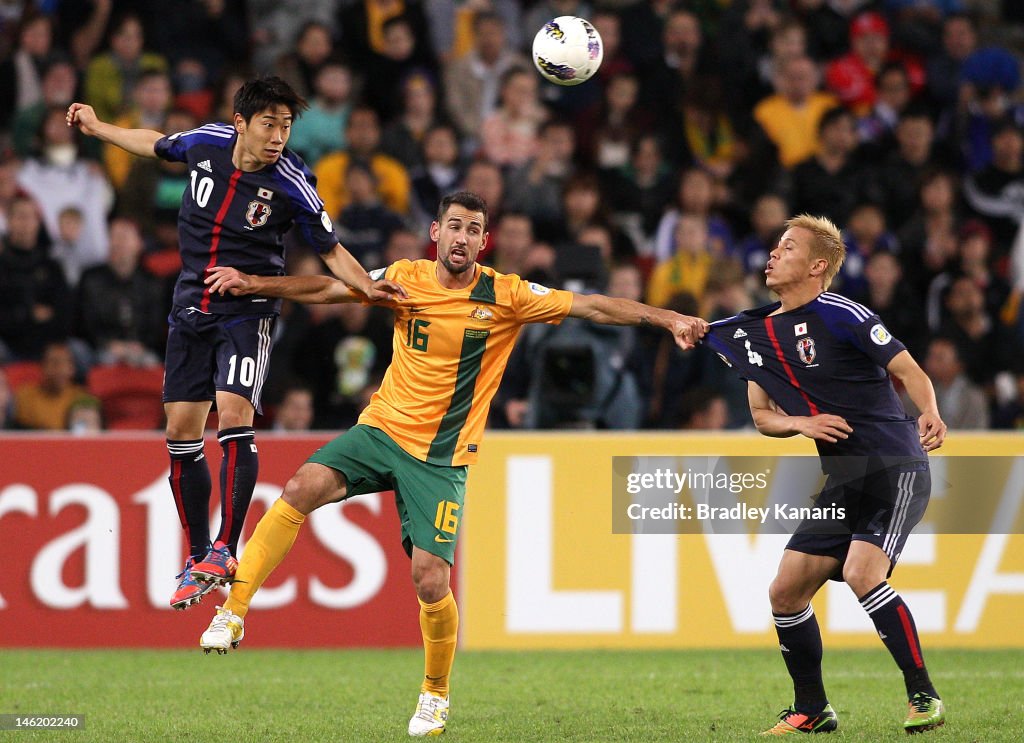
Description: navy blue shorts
786,457,931,578
163,307,277,414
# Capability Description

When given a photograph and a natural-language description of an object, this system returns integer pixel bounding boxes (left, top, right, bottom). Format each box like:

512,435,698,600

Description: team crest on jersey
796,337,816,365
468,305,495,321
246,200,272,227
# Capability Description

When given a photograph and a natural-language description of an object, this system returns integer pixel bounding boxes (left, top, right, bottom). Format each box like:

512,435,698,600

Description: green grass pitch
2,648,1022,741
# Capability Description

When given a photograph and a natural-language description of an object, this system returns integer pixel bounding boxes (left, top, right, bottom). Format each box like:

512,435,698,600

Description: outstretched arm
568,293,708,349
205,266,361,305
748,381,853,442
66,102,162,158
321,243,407,302
887,349,947,451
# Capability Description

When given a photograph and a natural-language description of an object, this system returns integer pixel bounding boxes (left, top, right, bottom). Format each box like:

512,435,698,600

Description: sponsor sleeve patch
368,267,388,281
321,210,333,232
528,282,550,295
869,323,892,345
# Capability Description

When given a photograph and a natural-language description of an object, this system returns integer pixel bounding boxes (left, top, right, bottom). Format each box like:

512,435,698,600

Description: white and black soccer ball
531,16,603,86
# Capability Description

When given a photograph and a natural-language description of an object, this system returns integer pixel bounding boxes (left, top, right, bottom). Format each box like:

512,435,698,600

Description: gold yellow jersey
358,259,573,466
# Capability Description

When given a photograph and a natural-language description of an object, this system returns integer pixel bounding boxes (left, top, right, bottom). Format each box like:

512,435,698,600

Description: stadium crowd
0,0,1022,433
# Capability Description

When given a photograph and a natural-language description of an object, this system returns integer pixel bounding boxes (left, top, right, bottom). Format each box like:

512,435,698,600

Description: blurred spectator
857,62,912,150
272,385,315,432
0,151,20,234
504,119,577,233
424,0,523,64
314,106,412,218
676,83,738,182
334,161,406,268
150,0,247,86
837,202,898,297
791,0,849,62
603,134,676,248
789,105,868,227
381,70,447,171
0,368,12,429
479,66,546,168
383,228,426,265
852,250,926,357
0,12,54,131
903,336,989,429
338,0,435,77
410,123,463,231
295,302,394,429
577,72,648,172
17,106,113,271
717,0,788,122
275,21,334,100
83,13,168,123
364,15,439,123
12,58,78,159
0,195,72,360
926,220,1010,332
13,341,91,430
443,11,529,147
547,172,612,249
673,386,729,430
589,9,634,85
49,207,88,287
52,0,114,71
171,57,215,122
963,120,1024,257
483,212,529,275
824,11,924,116
953,47,1023,172
461,159,505,222
211,68,248,124
103,69,173,189
735,192,787,276
939,275,1003,384
753,55,839,169
285,60,353,166
76,217,164,366
992,362,1024,429
897,168,961,297
925,12,977,114
67,395,104,435
247,0,336,74
652,167,732,261
620,0,675,69
886,0,964,57
639,9,714,114
874,106,944,232
647,214,713,308
118,108,195,247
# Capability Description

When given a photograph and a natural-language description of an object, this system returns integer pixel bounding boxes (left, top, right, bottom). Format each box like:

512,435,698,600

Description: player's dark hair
438,191,489,230
233,76,308,123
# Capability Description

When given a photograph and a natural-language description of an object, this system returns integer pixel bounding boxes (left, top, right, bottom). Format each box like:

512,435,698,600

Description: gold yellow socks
223,498,305,618
419,590,459,697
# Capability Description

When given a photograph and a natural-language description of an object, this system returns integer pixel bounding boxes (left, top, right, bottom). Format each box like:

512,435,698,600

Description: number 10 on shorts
434,500,460,535
226,354,256,387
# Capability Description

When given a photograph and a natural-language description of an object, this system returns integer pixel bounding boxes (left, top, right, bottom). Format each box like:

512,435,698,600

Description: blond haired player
197,191,708,736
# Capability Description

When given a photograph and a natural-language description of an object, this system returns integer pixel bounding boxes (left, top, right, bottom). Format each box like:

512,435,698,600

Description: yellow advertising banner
460,433,1024,649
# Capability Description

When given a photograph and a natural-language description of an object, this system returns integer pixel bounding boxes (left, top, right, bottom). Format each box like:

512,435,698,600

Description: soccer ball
531,16,603,86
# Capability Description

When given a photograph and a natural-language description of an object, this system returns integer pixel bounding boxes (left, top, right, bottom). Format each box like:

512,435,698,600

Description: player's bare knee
842,562,884,597
281,465,345,515
412,562,449,603
768,577,808,614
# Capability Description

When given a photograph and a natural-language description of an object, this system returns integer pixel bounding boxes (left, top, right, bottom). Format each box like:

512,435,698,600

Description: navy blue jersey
155,123,339,315
705,291,923,459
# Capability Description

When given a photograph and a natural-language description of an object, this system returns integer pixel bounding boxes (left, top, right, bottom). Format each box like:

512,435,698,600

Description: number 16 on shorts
434,500,460,541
